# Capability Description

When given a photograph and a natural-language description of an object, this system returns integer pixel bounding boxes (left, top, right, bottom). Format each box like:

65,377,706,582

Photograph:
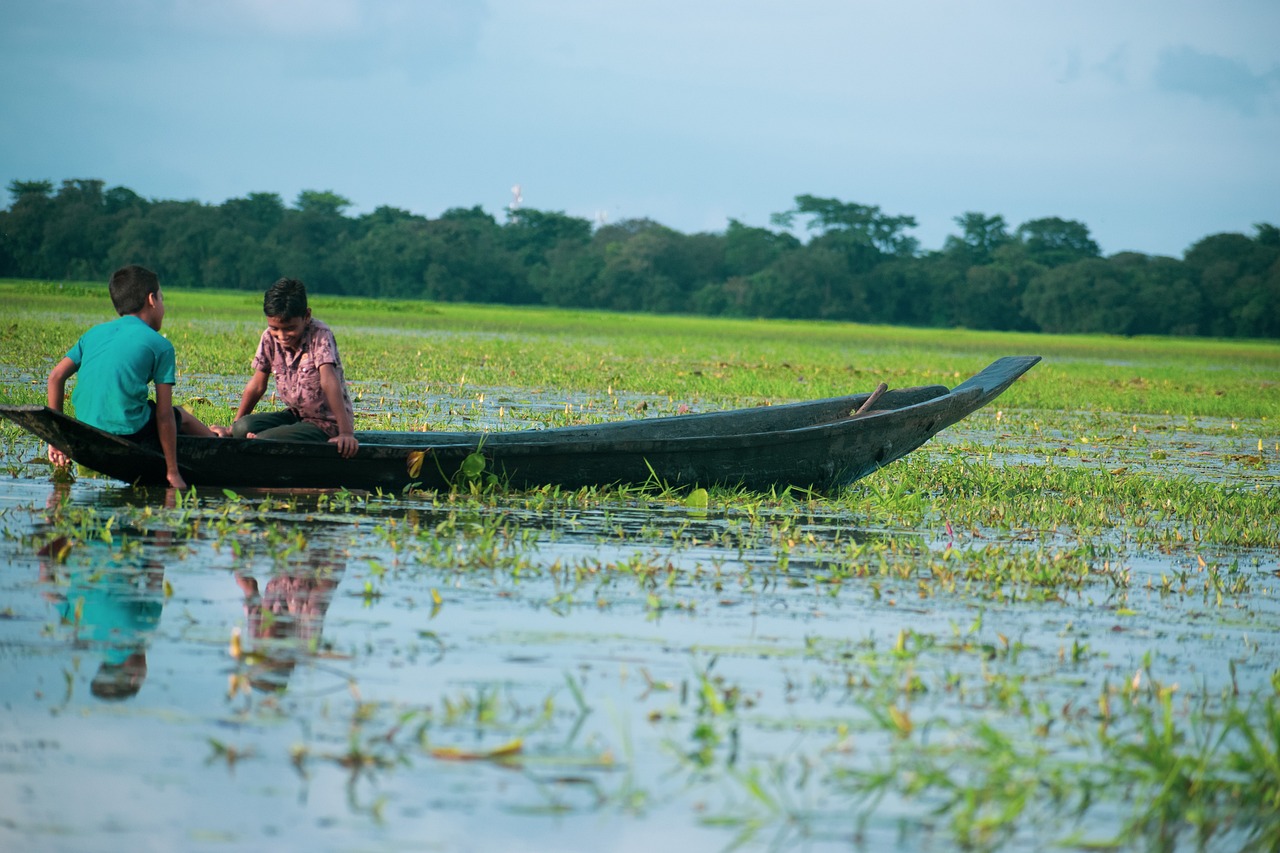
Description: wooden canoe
0,355,1040,492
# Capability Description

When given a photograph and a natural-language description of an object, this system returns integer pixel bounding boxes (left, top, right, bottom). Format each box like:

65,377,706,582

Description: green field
1,278,1278,852
4,278,1279,418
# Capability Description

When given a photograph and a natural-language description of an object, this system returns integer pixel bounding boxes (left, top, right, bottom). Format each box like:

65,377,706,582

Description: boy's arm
234,370,271,421
154,383,188,491
46,357,78,465
318,363,358,459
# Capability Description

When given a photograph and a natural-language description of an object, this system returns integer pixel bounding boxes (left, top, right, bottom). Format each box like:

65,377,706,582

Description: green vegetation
4,178,1279,338
0,281,1277,851
3,280,1278,421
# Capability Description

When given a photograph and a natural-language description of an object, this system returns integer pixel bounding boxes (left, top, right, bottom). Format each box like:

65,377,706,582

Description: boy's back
46,264,223,490
67,314,176,434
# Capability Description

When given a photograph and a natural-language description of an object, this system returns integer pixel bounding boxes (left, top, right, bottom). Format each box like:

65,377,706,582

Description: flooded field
2,378,1278,853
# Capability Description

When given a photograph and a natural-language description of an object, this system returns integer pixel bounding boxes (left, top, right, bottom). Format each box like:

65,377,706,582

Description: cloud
1154,45,1280,115
166,0,487,79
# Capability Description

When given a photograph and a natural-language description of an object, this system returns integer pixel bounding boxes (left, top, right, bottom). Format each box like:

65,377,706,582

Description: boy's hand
48,444,70,467
209,425,232,438
330,433,359,459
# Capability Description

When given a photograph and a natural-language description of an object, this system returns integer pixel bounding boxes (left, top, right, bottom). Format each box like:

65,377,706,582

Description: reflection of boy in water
39,536,164,701
235,561,341,693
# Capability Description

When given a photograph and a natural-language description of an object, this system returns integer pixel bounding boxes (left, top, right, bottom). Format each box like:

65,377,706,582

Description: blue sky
2,0,1277,257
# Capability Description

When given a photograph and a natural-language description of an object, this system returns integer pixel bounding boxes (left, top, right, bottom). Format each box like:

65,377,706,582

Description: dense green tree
271,191,356,292
1022,258,1137,334
863,257,945,326
137,201,217,288
341,216,432,299
742,246,861,320
1015,217,1100,268
222,192,285,238
1109,252,1203,336
772,194,919,257
1185,227,1280,338
0,180,56,276
3,176,1276,339
943,212,1011,266
723,218,799,277
503,208,592,268
420,206,529,304
39,179,115,279
533,241,604,307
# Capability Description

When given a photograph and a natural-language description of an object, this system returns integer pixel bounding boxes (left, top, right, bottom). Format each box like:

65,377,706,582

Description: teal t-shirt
59,574,164,666
65,315,177,434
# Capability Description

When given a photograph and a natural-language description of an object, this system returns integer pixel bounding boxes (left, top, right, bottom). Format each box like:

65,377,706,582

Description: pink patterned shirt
251,318,354,436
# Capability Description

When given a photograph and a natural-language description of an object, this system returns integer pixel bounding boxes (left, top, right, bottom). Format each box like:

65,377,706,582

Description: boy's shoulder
83,315,169,347
306,318,339,344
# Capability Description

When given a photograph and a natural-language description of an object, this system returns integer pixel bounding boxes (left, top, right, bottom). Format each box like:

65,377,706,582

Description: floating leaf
430,738,523,762
888,705,913,737
685,488,709,509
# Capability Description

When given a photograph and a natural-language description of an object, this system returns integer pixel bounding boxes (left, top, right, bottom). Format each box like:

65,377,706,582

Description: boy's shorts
119,400,183,445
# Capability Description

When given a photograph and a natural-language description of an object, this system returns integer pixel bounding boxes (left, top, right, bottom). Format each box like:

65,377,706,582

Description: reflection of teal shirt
60,577,163,666
65,315,177,434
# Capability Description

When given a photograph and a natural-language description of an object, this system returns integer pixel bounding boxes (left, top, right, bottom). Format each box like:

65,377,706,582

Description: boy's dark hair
263,278,309,319
108,265,160,316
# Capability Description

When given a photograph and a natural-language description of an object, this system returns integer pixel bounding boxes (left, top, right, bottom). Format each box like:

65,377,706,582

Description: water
1,392,1278,852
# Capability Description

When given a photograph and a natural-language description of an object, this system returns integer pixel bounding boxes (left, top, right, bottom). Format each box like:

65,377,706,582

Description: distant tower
509,184,523,213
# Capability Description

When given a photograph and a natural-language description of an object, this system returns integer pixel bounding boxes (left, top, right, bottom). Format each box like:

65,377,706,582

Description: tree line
2,178,1277,339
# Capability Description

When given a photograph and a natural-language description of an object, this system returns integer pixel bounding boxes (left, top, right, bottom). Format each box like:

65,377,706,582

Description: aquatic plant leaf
685,488,709,509
888,705,913,737
460,452,486,479
430,738,523,762
407,450,427,478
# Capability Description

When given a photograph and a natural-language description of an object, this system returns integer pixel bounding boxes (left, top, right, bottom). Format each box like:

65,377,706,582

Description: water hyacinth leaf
460,452,486,479
685,488,709,509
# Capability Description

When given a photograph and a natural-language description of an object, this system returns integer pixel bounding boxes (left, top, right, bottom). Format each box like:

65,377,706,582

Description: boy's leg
120,400,181,445
175,406,222,438
232,410,298,439
252,419,330,443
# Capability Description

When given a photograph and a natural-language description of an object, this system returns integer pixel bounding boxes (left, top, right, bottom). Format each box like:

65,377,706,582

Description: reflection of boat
1,356,1040,493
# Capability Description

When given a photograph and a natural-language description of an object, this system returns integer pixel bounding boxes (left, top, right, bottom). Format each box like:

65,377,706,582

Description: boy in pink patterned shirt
229,278,358,458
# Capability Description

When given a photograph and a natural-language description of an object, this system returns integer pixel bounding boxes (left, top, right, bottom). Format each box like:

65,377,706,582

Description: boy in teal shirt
46,264,221,489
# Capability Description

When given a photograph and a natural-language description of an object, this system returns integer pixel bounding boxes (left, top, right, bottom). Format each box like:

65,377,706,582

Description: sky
2,0,1278,258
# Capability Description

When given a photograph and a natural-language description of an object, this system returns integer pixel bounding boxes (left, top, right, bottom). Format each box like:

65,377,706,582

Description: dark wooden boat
1,356,1039,492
